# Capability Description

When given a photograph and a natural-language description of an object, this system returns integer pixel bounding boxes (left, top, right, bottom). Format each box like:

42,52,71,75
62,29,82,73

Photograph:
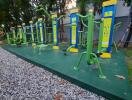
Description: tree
0,0,131,33
8,0,34,25
0,0,10,24
124,0,132,47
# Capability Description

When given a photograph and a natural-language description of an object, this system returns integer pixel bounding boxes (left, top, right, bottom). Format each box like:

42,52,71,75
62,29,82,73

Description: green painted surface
2,45,132,100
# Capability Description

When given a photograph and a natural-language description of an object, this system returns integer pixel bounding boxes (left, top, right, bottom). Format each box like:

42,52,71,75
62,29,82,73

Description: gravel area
0,47,106,100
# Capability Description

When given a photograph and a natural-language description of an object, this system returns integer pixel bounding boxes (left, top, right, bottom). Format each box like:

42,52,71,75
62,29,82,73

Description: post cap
51,12,57,19
22,23,25,26
68,8,79,14
29,21,33,24
11,27,15,29
38,18,43,21
89,9,93,13
17,25,22,28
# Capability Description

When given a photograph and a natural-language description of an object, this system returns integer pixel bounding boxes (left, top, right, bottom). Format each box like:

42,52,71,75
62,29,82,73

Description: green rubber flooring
2,45,132,100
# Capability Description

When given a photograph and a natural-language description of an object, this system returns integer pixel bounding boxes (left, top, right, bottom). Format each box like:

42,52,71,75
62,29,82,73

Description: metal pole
38,18,44,44
44,22,47,43
22,23,27,44
6,33,10,44
87,9,94,64
97,19,104,53
18,26,22,40
30,21,34,43
36,22,39,43
11,27,16,44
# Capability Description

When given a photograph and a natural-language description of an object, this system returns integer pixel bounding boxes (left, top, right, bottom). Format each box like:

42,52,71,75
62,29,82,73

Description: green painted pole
18,26,22,40
16,25,23,45
6,33,10,44
87,9,94,64
11,27,16,44
29,21,34,43
38,18,43,44
36,22,39,43
22,23,27,44
44,22,47,43
97,19,104,53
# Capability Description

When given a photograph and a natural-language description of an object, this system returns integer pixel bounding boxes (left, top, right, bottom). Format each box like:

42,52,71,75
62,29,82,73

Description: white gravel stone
0,47,106,100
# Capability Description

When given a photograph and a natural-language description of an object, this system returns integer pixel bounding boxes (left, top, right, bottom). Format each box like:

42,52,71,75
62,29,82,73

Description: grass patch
125,47,132,87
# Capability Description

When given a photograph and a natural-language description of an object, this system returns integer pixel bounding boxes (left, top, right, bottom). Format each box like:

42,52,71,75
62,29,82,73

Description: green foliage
124,0,131,6
0,0,131,26
9,0,33,24
0,0,10,24
0,0,33,26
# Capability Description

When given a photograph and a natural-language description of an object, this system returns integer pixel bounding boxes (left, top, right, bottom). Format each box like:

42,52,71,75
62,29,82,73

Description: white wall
66,0,76,9
116,0,130,17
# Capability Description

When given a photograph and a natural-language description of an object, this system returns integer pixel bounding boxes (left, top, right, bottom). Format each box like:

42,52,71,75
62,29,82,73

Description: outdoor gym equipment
29,21,36,46
74,0,118,78
51,8,79,53
68,8,79,52
97,0,117,58
16,25,27,45
35,18,52,45
6,25,27,46
36,18,46,44
74,9,106,79
11,27,16,44
22,25,30,43
22,19,45,47
22,23,27,44
6,27,16,45
35,5,52,44
51,12,59,49
22,21,35,45
21,24,27,45
35,18,48,52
